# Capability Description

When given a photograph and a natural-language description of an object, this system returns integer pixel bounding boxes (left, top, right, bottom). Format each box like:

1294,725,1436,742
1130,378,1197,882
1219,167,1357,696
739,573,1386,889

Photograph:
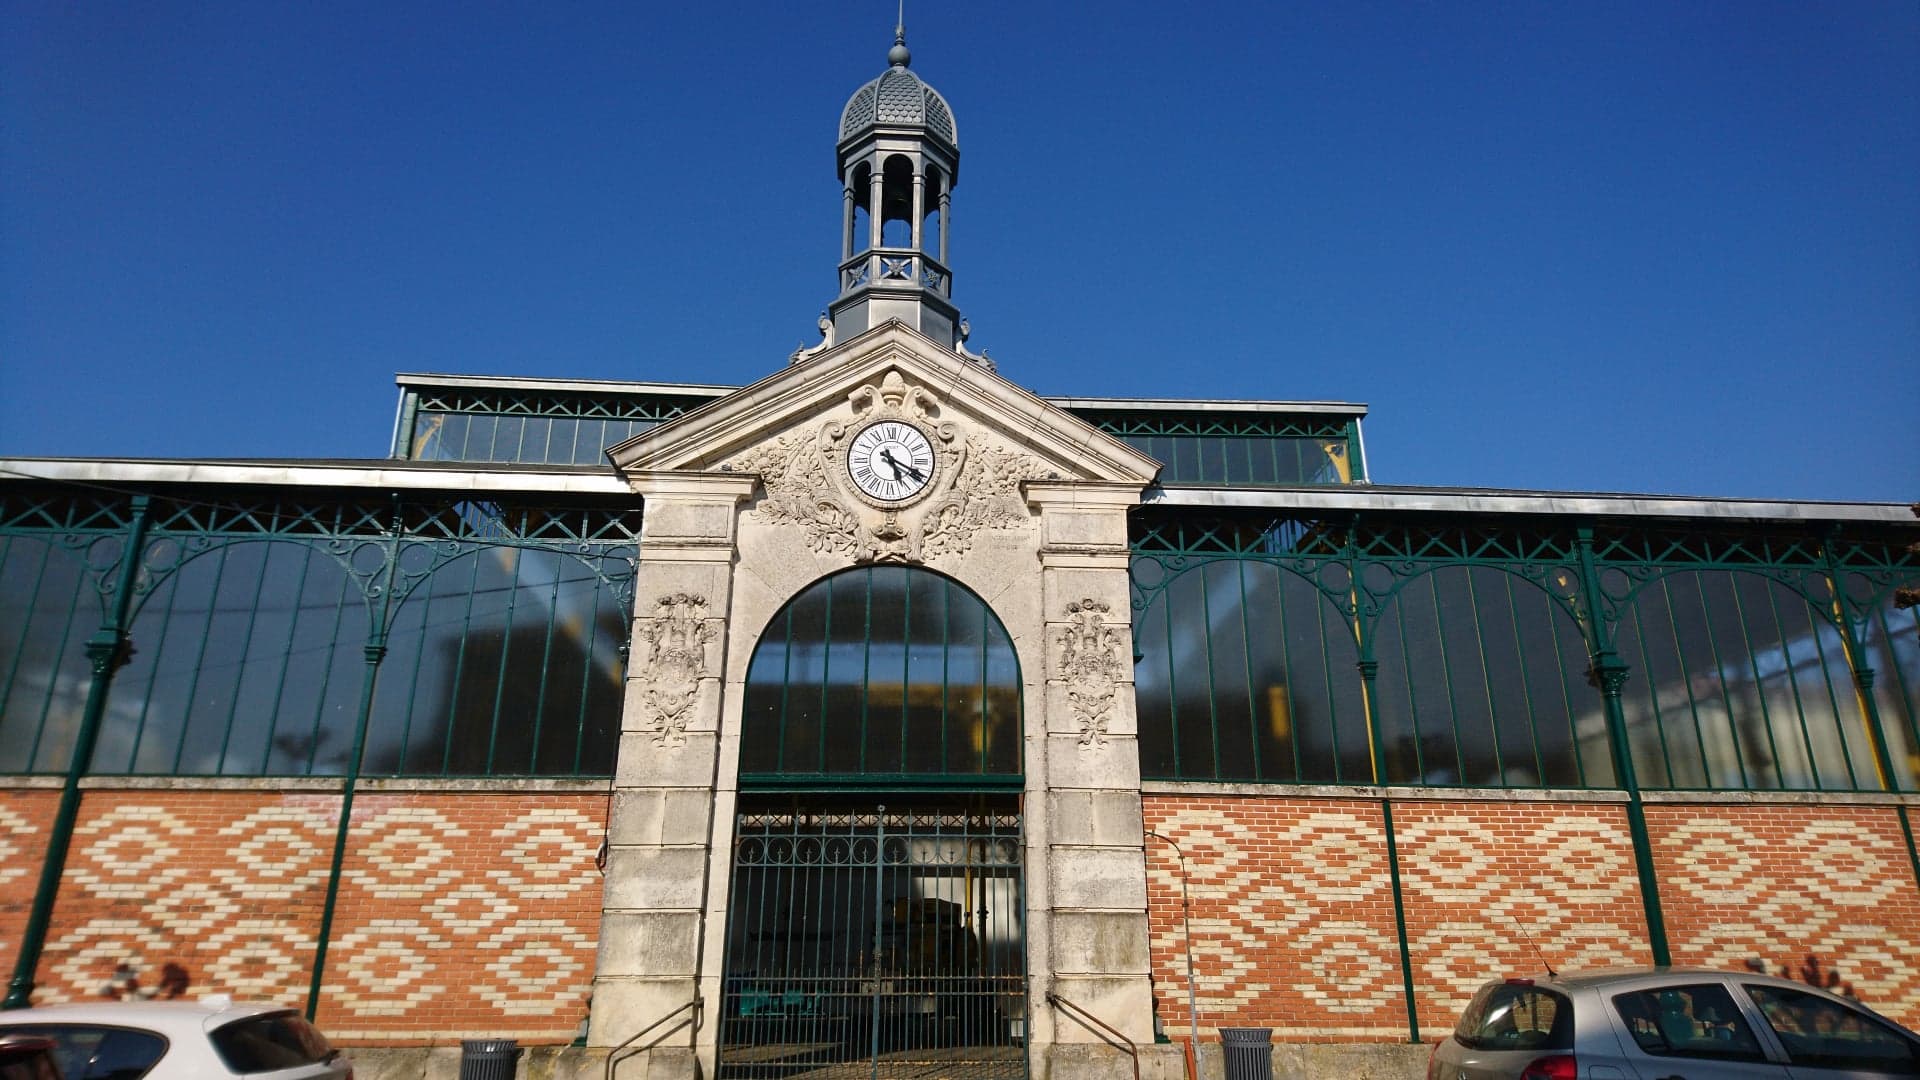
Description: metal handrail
604,996,702,1080
1045,991,1140,1080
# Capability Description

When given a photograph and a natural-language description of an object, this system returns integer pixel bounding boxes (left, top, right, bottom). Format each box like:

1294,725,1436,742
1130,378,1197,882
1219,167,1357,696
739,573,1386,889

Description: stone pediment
607,322,1159,486
607,322,1158,565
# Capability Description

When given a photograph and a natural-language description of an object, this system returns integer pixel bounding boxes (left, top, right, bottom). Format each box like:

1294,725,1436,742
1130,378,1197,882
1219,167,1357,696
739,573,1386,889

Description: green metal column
5,496,152,1009
1575,526,1670,966
1818,532,1920,890
305,500,402,1020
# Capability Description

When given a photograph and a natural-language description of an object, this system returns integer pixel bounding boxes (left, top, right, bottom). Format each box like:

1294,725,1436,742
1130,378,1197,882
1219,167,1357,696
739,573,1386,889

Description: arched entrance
718,566,1027,1079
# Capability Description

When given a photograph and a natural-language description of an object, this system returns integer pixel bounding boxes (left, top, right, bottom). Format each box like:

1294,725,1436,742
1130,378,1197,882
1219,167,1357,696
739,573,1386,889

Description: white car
0,998,352,1079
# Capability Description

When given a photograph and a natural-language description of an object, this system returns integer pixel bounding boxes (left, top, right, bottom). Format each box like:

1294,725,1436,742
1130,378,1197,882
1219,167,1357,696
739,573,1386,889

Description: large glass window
0,535,101,773
96,541,370,776
1861,590,1920,790
364,547,628,776
1134,561,1370,783
1613,570,1874,790
1119,435,1351,486
739,566,1021,782
1371,566,1610,787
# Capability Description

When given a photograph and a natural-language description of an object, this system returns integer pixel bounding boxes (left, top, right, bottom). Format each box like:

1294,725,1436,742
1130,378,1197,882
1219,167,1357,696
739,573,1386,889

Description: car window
210,1012,335,1073
1610,983,1768,1063
1745,984,1920,1073
1453,983,1573,1051
0,1025,167,1080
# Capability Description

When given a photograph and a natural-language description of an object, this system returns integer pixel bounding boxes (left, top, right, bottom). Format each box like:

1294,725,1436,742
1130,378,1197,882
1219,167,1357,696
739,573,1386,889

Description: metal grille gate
718,804,1027,1080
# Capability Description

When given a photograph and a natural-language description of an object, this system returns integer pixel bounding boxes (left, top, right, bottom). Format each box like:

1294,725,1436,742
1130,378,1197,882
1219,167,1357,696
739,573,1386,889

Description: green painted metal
5,496,151,1009
1128,507,1919,795
1378,799,1421,1044
716,802,1027,1080
0,485,640,779
1575,526,1670,967
402,385,712,465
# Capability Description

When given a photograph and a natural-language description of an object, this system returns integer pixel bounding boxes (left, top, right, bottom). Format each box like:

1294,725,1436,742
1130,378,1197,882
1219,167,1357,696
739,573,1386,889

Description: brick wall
1145,792,1920,1042
1647,802,1920,1027
0,790,61,973
315,793,606,1043
1144,796,1408,1040
1392,800,1651,1032
0,786,606,1045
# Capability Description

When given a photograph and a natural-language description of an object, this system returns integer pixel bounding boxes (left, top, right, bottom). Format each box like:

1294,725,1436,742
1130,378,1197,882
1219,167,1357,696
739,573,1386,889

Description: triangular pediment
606,321,1160,486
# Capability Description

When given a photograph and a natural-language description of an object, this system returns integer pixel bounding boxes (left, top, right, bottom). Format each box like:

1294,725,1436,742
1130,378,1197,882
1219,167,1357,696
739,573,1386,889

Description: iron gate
717,803,1027,1079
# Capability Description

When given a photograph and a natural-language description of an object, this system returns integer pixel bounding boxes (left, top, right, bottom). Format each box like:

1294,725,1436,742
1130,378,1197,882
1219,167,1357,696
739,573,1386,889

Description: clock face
847,421,935,502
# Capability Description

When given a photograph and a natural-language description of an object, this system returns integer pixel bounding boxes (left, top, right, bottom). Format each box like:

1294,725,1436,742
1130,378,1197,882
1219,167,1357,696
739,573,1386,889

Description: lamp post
1146,831,1201,1080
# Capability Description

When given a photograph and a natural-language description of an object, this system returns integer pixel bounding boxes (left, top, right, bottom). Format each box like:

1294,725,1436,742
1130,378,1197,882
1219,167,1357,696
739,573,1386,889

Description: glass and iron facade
393,376,1369,487
5,380,1915,794
0,481,640,780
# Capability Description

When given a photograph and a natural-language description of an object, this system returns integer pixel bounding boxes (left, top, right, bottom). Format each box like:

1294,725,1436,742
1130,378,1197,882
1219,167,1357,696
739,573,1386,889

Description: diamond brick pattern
316,795,604,1041
1143,797,1652,1041
12,790,604,1045
1393,803,1652,1031
1649,806,1920,1025
37,794,334,1006
1144,798,1407,1039
0,794,54,963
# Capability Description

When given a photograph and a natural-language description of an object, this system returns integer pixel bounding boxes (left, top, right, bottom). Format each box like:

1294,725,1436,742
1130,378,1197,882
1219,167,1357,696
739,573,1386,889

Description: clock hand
880,448,925,483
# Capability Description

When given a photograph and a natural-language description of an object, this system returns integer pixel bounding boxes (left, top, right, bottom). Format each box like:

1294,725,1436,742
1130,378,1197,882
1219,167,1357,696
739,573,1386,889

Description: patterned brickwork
1647,804,1920,1029
11,789,605,1045
1143,797,1408,1040
33,791,338,1007
314,794,606,1043
0,790,61,973
1392,801,1652,1033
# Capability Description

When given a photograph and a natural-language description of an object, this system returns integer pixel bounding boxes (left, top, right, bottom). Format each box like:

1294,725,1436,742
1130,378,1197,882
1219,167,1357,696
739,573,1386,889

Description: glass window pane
1610,983,1768,1062
0,536,97,774
1202,562,1256,781
738,567,1020,781
1745,984,1919,1070
489,417,525,463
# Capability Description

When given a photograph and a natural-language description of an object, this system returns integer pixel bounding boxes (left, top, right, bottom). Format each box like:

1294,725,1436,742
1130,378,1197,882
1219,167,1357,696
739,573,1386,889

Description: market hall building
2,29,1918,1080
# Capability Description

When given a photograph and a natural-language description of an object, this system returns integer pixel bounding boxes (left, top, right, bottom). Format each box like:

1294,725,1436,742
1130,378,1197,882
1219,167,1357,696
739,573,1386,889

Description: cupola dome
837,42,957,150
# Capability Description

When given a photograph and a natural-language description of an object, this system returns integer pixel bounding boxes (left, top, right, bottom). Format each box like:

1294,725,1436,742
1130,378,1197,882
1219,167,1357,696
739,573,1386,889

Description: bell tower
827,23,964,350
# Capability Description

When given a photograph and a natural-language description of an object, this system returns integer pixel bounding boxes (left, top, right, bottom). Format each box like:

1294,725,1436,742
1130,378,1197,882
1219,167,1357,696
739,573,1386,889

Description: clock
847,420,935,502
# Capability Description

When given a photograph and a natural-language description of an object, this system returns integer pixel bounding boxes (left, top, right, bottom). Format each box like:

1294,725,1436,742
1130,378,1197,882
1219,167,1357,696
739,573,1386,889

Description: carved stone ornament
634,593,719,747
729,370,1047,564
1056,598,1124,749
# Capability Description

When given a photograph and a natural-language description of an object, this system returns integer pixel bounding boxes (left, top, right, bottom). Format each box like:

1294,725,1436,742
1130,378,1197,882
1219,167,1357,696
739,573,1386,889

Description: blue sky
4,2,1915,501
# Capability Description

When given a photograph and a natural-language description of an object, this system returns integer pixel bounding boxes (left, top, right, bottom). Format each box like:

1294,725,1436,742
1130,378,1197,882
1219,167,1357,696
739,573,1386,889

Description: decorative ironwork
1126,507,1920,795
718,802,1026,1080
1,485,639,779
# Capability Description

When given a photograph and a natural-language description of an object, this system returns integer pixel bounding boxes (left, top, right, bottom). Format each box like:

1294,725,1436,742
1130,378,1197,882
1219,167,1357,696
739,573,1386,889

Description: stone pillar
589,472,756,1079
910,167,926,252
1025,481,1165,1080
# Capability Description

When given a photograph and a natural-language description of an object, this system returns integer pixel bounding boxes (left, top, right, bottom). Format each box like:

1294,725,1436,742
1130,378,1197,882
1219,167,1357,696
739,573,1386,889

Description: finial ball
888,41,911,67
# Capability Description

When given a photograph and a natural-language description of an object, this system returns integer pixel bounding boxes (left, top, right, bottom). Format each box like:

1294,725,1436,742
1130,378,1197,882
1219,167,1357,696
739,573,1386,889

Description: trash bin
459,1039,521,1080
1219,1027,1273,1080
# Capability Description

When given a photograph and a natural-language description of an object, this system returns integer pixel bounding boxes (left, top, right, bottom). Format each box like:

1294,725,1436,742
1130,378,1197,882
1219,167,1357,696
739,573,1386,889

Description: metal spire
889,0,910,67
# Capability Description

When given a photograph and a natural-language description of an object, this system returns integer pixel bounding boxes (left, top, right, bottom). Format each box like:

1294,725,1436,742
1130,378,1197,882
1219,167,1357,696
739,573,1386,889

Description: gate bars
718,803,1026,1080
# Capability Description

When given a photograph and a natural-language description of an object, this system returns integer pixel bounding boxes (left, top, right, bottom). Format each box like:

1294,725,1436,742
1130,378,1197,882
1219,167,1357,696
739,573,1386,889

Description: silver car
1428,967,1920,1079
0,998,353,1080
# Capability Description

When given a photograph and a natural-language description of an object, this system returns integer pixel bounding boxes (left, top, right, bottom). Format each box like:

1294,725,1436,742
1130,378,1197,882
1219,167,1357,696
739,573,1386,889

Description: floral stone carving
1056,598,1125,749
730,370,1047,564
634,593,719,747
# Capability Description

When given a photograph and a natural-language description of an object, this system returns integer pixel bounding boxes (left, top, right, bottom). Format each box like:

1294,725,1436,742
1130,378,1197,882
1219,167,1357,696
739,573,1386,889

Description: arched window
739,566,1021,785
